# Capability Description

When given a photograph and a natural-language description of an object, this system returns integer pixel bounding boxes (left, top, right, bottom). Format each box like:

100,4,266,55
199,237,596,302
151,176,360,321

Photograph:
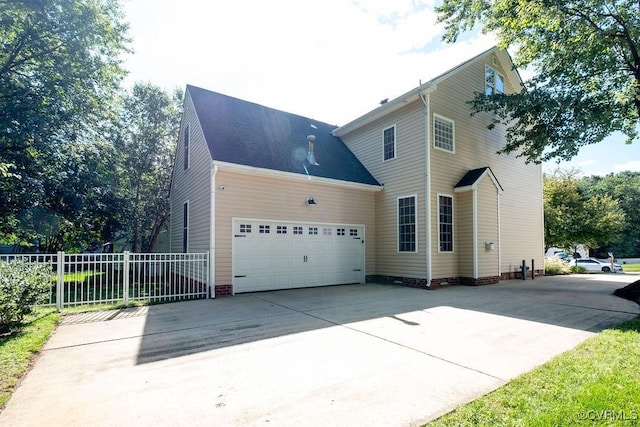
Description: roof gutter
213,160,383,192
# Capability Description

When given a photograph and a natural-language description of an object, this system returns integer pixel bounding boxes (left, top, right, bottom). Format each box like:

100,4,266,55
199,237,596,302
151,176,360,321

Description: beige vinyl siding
428,50,543,278
213,169,376,286
477,179,499,278
344,101,427,279
170,92,212,254
456,191,473,277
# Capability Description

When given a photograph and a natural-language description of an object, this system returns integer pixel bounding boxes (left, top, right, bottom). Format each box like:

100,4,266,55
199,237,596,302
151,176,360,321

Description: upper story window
383,125,396,161
183,125,190,170
434,114,454,153
485,66,505,95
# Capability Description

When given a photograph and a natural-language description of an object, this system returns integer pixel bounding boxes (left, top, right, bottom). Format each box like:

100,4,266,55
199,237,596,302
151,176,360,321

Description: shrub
544,258,570,275
0,260,52,334
568,265,587,274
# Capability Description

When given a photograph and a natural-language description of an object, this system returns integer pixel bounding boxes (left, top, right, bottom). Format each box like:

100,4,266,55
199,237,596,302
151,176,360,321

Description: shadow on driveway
134,274,639,365
3,274,639,427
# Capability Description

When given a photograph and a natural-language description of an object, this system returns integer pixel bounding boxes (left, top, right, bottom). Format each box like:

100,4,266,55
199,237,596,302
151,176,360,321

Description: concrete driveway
2,274,639,426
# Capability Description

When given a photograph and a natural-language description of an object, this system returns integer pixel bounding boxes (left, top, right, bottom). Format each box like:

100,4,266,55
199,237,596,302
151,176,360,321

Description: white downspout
497,190,502,279
210,163,219,298
420,85,436,286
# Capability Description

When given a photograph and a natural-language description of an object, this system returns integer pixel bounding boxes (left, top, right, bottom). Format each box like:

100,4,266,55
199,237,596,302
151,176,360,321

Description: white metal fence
0,252,209,310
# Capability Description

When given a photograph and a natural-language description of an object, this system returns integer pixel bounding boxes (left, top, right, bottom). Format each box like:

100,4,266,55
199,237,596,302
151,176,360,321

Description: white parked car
569,258,623,273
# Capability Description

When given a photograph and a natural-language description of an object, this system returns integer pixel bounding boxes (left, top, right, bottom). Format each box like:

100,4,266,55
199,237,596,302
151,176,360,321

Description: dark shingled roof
187,85,380,186
454,167,503,191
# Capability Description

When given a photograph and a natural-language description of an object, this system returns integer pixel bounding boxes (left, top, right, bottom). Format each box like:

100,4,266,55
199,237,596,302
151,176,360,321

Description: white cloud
614,161,640,173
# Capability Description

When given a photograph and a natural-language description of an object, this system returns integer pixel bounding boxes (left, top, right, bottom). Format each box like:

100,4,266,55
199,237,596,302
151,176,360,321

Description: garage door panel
233,220,364,293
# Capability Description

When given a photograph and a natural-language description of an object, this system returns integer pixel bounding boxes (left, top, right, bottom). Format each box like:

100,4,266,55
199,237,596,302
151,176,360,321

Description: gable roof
454,167,504,192
187,85,380,187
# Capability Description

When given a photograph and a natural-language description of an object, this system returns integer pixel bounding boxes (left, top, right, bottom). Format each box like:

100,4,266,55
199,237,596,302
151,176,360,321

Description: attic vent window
485,65,504,95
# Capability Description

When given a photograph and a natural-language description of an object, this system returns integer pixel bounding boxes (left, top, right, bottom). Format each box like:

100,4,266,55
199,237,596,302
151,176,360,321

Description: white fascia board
454,168,504,194
213,160,383,192
333,83,437,137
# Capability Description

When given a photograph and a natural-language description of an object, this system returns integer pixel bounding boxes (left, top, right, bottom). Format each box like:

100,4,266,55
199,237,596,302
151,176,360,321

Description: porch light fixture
307,197,316,206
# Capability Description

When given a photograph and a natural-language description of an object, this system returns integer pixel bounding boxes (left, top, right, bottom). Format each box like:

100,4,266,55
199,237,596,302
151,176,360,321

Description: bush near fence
0,260,52,333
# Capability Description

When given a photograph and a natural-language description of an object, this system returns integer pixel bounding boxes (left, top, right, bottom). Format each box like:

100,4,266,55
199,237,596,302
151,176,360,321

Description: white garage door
232,219,365,293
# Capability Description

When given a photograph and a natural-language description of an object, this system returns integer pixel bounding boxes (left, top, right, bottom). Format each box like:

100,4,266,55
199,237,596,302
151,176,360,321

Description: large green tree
579,171,640,257
436,0,639,163
544,170,625,252
0,0,129,248
113,83,182,253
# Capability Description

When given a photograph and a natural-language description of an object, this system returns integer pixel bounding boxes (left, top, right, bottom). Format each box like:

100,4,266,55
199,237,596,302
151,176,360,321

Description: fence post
56,251,64,311
123,251,130,306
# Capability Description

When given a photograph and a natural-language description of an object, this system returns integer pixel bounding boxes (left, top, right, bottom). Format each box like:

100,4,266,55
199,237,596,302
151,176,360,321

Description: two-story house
170,47,544,297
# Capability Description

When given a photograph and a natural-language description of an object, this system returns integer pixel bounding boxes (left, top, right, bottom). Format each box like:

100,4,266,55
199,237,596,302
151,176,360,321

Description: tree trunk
145,210,170,253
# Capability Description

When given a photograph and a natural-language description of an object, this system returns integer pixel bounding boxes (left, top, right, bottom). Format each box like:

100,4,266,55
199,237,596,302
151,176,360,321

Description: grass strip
427,316,640,426
0,308,60,410
622,264,640,272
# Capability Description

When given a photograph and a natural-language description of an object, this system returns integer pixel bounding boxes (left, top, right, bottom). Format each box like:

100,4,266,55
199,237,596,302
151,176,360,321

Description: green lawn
0,308,60,409
623,263,640,273
427,316,640,426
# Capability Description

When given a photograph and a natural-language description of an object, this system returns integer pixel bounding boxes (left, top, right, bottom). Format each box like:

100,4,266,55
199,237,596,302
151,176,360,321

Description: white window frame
382,125,396,161
397,194,417,253
438,194,454,253
183,124,190,170
182,200,189,253
433,114,455,153
485,65,505,95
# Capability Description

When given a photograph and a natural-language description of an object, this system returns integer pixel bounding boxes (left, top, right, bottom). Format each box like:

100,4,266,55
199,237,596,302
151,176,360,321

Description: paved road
2,274,639,426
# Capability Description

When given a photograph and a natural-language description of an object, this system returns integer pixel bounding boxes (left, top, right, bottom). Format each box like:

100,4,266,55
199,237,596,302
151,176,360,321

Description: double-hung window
383,125,396,161
438,195,453,252
434,114,454,153
485,66,505,95
398,195,416,252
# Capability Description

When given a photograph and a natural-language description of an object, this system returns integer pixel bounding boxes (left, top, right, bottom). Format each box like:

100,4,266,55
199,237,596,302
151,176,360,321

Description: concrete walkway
2,274,639,426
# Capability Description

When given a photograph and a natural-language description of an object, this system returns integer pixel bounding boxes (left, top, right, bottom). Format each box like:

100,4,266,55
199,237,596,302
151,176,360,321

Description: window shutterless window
398,196,416,252
438,195,453,252
485,66,505,95
383,125,396,161
434,114,454,153
182,201,188,252
183,125,190,170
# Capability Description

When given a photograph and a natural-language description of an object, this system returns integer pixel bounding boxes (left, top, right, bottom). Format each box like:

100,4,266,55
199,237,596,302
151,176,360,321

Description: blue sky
542,132,640,176
121,0,639,176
